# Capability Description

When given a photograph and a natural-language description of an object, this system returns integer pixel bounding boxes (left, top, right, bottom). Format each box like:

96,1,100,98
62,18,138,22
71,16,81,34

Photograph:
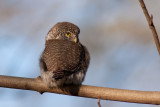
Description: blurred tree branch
0,75,160,105
139,0,160,55
97,98,101,107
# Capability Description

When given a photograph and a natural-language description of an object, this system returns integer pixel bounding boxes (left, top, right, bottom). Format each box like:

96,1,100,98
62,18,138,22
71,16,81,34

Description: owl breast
42,39,84,73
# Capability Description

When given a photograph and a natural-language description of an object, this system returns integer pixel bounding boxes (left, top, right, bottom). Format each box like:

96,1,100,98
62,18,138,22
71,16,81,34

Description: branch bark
139,0,160,55
0,75,160,105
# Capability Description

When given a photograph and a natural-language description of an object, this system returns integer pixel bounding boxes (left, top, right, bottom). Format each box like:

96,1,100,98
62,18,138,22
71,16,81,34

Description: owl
39,22,90,88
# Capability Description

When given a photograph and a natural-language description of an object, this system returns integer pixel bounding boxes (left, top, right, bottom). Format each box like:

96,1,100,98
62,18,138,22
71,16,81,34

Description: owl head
46,22,80,43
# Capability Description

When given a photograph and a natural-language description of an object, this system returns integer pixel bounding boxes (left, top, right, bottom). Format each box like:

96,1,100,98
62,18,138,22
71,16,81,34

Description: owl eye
66,32,71,37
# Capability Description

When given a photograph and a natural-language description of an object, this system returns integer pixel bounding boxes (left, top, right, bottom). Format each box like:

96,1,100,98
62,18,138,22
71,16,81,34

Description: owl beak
73,36,78,43
74,37,78,43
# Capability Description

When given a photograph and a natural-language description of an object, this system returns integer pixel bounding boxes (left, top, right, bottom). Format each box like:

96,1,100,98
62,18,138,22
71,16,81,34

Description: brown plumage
40,22,90,87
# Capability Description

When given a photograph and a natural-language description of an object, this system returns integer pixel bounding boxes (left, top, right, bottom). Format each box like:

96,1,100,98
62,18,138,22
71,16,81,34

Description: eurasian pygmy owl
39,22,90,88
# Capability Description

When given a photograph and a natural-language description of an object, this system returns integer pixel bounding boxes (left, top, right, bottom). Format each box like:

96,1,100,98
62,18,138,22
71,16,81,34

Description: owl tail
52,70,72,80
52,70,65,80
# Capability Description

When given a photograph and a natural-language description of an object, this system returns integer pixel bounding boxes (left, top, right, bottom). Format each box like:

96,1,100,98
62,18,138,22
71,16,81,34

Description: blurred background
0,0,160,107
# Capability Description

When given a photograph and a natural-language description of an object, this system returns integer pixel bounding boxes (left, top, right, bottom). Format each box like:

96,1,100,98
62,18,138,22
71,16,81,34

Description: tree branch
139,0,160,55
0,75,160,105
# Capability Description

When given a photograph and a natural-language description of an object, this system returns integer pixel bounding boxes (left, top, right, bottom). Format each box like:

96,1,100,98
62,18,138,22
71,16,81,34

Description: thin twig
139,0,160,55
0,75,160,105
97,97,101,107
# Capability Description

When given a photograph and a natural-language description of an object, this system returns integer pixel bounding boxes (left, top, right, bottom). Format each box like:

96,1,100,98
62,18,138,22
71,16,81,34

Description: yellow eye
66,32,71,37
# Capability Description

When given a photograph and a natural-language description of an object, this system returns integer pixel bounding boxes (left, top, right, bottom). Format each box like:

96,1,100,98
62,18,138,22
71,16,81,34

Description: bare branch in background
139,0,160,55
97,97,101,107
0,75,160,105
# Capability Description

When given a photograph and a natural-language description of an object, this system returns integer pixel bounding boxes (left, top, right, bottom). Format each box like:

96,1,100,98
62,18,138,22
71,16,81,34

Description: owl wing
81,45,90,73
42,40,84,80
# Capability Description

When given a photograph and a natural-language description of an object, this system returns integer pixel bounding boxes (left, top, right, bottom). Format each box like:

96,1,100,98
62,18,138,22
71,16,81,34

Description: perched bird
39,22,90,88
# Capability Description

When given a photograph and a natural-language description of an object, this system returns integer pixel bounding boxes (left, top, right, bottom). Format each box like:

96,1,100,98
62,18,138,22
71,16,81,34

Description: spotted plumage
40,22,90,88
